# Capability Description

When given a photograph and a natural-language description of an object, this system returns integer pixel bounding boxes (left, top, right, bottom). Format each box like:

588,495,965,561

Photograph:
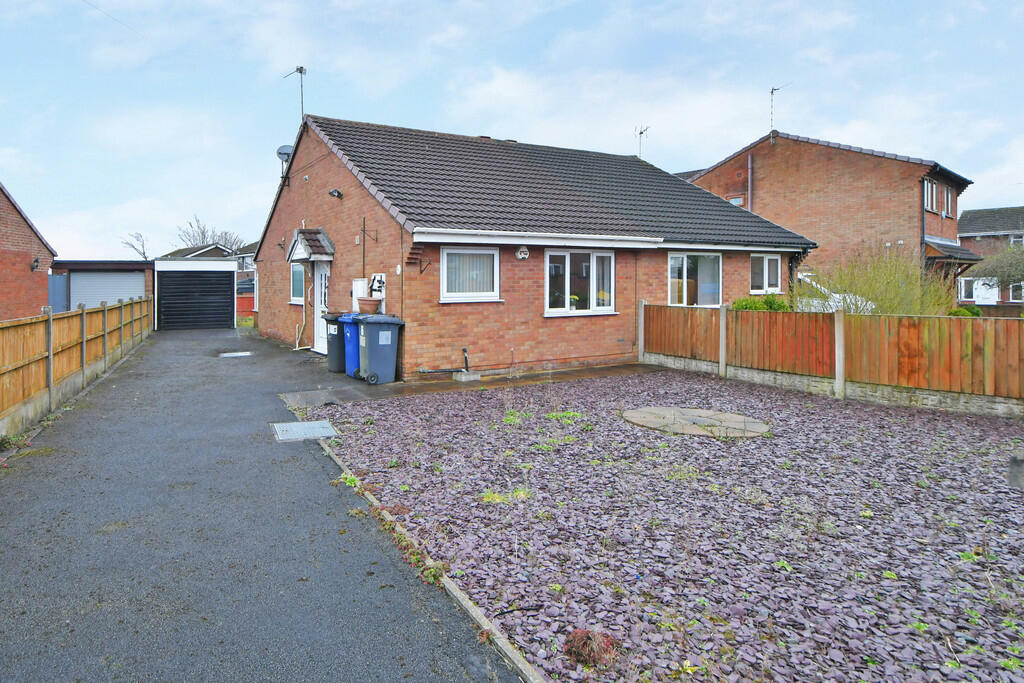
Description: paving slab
0,329,517,682
622,405,770,437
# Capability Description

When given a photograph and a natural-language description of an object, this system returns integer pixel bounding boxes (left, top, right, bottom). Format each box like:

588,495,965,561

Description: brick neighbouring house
0,180,57,320
685,131,980,277
957,206,1024,315
254,116,816,379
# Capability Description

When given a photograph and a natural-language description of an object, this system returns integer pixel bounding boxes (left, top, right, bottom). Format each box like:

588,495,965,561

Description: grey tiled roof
958,206,1024,235
161,244,232,258
673,169,705,182
924,238,981,262
306,116,816,250
296,228,334,256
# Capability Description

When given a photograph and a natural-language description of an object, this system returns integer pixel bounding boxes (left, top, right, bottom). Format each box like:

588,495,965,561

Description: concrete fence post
79,304,87,385
44,306,54,412
834,308,846,399
637,299,646,361
719,304,728,378
101,302,108,372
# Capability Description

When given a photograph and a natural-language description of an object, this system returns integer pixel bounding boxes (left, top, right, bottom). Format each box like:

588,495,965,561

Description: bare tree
176,215,244,251
121,232,149,260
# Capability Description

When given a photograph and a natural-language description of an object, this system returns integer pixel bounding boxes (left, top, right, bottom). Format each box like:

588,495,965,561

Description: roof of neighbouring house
958,206,1024,235
161,243,234,258
924,237,982,262
690,131,973,191
236,240,259,255
0,179,57,257
298,115,816,250
673,169,705,182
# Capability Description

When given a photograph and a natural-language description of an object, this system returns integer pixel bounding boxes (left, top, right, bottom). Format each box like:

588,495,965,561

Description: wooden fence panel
1,298,154,427
726,310,835,377
845,314,1024,399
643,306,719,362
0,316,48,416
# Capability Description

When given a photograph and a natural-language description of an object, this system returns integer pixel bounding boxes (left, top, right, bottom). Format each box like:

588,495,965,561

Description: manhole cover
272,421,337,442
622,407,769,438
219,351,253,358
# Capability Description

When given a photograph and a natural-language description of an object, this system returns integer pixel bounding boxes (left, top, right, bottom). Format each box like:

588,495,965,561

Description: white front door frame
313,262,330,354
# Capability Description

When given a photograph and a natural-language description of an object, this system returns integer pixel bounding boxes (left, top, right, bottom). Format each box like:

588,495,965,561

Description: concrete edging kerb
310,434,547,683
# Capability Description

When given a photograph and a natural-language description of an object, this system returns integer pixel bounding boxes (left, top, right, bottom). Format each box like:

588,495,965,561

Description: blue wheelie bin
340,313,362,378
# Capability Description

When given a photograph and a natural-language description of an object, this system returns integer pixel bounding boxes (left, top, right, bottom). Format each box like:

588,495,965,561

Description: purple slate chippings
310,370,1024,681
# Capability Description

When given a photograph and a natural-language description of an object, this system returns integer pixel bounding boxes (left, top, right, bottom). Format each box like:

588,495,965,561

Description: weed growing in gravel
883,570,898,580
773,560,793,572
546,410,583,425
909,620,929,632
480,487,532,504
503,409,533,425
548,583,565,593
666,465,702,481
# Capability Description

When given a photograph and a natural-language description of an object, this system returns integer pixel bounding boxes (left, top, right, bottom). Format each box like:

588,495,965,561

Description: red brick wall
256,124,409,353
257,127,798,379
965,234,1019,258
0,190,53,320
694,137,963,271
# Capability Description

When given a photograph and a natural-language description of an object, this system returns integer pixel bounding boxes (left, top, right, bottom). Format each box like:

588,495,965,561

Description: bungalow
254,116,816,379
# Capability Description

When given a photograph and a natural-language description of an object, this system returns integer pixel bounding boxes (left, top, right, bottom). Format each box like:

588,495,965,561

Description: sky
1,0,1022,259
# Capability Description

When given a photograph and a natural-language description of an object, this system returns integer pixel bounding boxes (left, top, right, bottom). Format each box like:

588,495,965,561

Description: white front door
313,262,330,354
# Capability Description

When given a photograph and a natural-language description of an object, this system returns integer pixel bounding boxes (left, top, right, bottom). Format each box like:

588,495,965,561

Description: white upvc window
545,250,615,315
1010,283,1023,303
668,252,722,307
961,277,999,305
750,254,782,294
944,187,954,217
924,179,937,212
290,262,304,304
960,278,975,301
1011,234,1024,246
727,195,745,206
440,247,500,302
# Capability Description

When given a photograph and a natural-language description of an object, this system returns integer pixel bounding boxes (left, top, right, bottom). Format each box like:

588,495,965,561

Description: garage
49,260,153,312
155,259,236,330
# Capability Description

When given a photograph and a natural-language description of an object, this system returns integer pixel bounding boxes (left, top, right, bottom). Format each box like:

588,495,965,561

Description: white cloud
958,135,1024,211
443,67,795,170
0,147,42,176
91,106,228,158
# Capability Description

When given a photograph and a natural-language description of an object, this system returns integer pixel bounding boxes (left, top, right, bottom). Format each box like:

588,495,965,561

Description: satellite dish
276,145,294,163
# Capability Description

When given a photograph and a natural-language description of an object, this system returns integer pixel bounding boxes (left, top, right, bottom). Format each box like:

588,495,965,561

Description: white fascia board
958,231,1020,237
925,235,959,245
412,227,662,249
287,239,310,262
659,242,804,253
155,258,238,272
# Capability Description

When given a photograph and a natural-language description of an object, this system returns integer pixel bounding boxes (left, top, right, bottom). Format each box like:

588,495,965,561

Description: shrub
732,295,790,311
763,294,791,312
948,307,974,317
961,303,983,317
564,628,618,668
732,296,768,311
791,247,955,315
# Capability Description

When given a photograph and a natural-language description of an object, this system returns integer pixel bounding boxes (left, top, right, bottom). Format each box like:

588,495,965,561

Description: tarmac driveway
0,329,516,682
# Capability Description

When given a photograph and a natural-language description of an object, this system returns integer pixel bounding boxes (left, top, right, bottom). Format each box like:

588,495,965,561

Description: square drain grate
272,420,338,442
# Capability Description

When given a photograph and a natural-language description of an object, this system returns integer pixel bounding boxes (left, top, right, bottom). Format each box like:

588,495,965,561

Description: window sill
749,290,783,296
543,310,619,318
668,303,721,308
289,300,304,306
438,298,504,304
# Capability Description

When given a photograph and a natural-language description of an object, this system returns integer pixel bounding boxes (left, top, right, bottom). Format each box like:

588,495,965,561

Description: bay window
668,253,722,307
441,247,500,302
545,250,614,314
